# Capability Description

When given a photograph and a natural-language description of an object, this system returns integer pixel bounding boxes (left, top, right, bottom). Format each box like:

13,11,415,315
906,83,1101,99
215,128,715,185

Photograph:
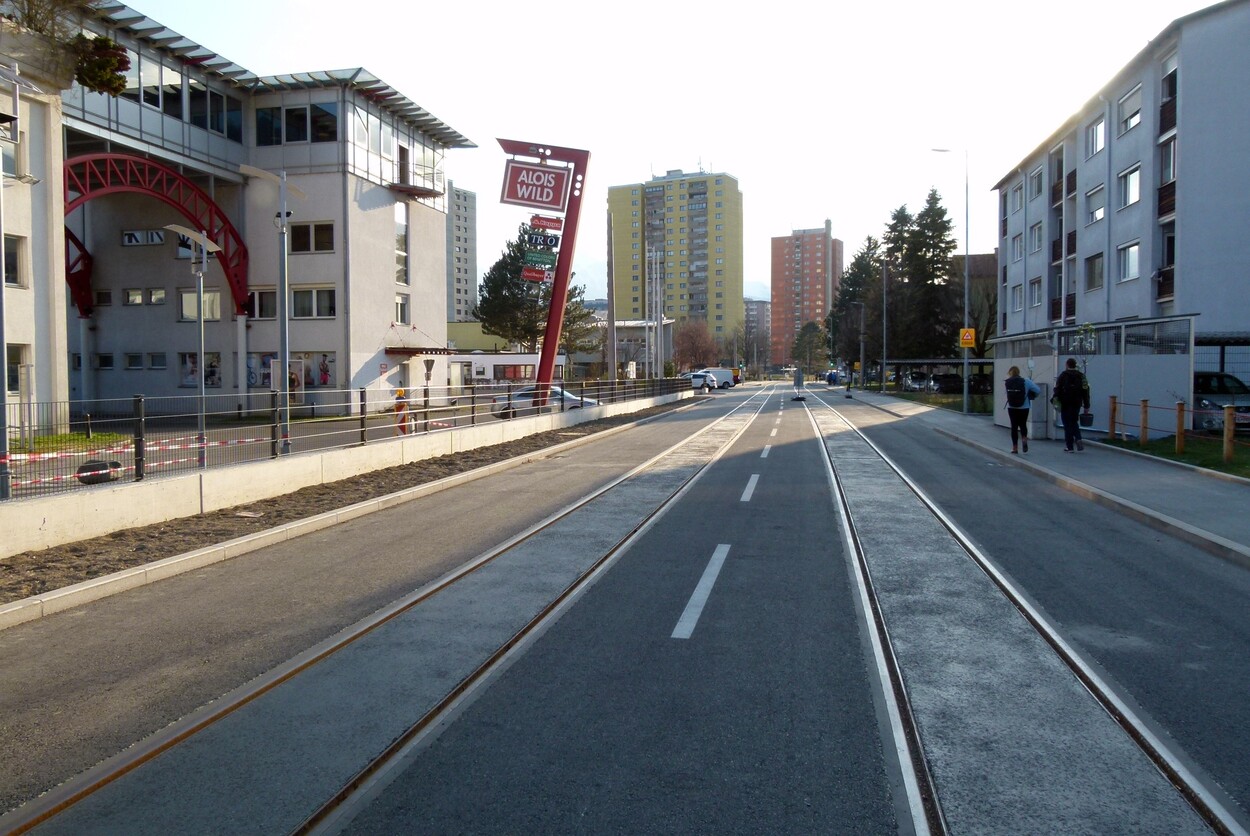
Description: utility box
1029,382,1052,440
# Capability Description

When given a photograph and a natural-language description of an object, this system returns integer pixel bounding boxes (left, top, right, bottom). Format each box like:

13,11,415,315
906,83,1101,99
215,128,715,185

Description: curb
935,427,1250,571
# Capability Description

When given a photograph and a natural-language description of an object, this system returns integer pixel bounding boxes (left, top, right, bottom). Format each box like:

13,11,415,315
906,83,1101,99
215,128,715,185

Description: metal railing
1,378,681,501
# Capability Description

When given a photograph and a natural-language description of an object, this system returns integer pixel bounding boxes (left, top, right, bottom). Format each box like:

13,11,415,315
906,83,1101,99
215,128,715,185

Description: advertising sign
500,161,571,212
521,266,554,282
525,250,557,267
530,215,563,231
526,233,561,248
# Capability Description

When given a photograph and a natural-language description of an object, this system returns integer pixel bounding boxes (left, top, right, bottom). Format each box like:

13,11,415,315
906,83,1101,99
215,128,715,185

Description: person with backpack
1055,358,1092,452
1004,366,1041,454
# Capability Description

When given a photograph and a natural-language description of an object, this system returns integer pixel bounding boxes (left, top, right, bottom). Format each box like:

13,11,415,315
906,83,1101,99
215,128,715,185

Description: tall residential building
994,0,1250,370
607,170,744,340
744,298,772,368
446,181,478,321
769,222,843,366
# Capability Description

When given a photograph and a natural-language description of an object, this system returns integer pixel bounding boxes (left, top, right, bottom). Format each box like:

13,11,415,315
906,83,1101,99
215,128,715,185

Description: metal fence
1,378,680,501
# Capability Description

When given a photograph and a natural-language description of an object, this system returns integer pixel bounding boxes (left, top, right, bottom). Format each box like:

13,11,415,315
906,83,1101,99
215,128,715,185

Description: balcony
1158,180,1176,216
1160,97,1177,134
1066,230,1076,257
1157,265,1175,300
1051,180,1064,206
1066,170,1077,196
1051,238,1063,264
1051,293,1076,322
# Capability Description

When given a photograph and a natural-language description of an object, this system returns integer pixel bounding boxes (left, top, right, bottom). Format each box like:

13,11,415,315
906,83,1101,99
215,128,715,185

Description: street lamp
163,225,221,469
239,165,305,454
847,301,866,397
933,148,971,413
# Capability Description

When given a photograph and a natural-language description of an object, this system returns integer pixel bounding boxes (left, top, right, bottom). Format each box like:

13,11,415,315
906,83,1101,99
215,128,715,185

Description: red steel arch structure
63,153,249,317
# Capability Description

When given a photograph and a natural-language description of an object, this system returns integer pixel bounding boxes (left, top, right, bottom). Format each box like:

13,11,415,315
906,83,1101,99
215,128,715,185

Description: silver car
1193,372,1250,432
491,385,599,420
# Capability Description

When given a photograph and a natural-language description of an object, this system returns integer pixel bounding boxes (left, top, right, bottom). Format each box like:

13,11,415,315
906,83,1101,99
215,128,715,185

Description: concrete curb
936,427,1250,571
0,401,698,632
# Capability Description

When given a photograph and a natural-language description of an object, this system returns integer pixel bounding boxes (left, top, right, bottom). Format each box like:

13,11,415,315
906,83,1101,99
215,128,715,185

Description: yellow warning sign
959,328,976,348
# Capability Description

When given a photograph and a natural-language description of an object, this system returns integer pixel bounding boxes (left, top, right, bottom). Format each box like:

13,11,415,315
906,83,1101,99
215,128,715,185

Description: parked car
927,373,963,394
695,368,735,389
689,372,716,391
968,373,993,395
1192,372,1250,433
902,371,930,392
491,385,599,420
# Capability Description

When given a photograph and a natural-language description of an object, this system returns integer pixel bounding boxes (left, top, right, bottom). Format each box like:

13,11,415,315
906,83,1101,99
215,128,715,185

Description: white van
696,368,736,389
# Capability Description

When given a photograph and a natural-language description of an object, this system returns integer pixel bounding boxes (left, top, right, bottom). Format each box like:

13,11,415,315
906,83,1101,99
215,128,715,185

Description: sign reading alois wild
500,160,571,213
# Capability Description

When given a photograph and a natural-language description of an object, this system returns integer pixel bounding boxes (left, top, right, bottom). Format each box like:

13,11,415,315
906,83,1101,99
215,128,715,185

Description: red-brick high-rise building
769,222,843,368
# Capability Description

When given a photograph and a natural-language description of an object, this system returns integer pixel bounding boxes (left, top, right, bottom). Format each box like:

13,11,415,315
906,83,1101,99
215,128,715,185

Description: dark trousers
1007,407,1030,446
1060,404,1083,449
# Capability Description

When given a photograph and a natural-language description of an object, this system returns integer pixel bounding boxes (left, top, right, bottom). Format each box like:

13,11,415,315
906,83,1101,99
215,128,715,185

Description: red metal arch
63,153,249,317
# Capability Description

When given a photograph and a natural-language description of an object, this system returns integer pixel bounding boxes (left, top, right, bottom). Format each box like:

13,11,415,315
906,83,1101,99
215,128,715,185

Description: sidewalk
841,387,1250,569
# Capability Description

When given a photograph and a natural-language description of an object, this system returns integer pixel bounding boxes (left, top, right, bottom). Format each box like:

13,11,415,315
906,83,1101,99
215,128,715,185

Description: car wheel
719,381,729,389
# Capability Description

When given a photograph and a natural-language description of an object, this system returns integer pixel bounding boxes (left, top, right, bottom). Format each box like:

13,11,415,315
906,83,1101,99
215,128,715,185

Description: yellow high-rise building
607,170,744,340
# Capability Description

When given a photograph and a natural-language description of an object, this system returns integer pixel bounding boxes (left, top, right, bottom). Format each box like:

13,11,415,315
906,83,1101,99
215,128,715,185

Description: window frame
1084,253,1105,292
1117,241,1140,282
1086,117,1105,158
1118,165,1141,208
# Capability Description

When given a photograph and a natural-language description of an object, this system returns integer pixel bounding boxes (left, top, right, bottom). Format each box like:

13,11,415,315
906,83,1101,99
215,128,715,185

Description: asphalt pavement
828,384,1250,567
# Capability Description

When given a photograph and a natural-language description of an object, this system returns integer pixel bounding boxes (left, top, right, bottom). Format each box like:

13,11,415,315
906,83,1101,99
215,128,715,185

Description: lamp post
163,225,221,469
847,301,866,396
240,165,305,453
933,148,971,413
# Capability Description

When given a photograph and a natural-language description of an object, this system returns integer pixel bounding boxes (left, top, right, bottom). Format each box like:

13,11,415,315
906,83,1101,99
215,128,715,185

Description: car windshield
1221,376,1250,395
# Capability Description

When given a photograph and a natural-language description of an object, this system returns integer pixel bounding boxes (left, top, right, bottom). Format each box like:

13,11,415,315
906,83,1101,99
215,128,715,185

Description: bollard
133,395,146,481
1140,399,1149,447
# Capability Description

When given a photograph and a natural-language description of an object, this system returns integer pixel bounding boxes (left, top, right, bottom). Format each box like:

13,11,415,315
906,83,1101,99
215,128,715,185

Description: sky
130,0,1216,302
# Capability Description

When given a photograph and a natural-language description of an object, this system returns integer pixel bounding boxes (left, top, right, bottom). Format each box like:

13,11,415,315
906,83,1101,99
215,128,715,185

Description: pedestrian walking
1054,358,1091,452
1004,365,1041,454
394,388,410,435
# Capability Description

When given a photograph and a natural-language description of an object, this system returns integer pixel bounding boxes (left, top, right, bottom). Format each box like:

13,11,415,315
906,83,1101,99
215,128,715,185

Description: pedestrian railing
0,379,680,501
1107,396,1249,464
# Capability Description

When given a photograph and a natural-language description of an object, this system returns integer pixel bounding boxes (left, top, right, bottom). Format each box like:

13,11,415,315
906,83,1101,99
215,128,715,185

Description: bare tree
673,319,718,371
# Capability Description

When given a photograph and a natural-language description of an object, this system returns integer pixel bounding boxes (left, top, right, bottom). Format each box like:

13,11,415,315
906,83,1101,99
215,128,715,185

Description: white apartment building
994,0,1250,374
4,1,473,413
446,181,478,322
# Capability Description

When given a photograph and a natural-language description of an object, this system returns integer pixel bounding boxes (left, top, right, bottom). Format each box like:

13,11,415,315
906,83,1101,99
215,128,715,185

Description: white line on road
761,445,771,458
672,544,731,639
740,474,759,502
770,428,778,437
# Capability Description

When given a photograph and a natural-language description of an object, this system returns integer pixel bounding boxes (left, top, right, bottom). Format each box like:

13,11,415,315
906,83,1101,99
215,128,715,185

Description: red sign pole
497,138,590,397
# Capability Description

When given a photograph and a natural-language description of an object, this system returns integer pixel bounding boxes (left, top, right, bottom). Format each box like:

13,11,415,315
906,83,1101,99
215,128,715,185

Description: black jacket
1054,368,1090,409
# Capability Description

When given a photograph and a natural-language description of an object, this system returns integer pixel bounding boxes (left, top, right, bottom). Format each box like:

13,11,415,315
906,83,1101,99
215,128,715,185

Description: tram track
1,387,779,835
807,391,1246,836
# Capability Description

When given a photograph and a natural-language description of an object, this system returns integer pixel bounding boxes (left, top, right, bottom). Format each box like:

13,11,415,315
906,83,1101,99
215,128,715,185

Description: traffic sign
526,233,560,248
530,215,563,231
960,328,976,348
524,250,557,267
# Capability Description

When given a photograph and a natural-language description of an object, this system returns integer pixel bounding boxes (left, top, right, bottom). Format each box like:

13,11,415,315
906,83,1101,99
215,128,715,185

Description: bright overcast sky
132,0,1215,301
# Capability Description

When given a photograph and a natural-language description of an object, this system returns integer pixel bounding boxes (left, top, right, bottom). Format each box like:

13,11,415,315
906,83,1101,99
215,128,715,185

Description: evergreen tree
791,321,826,375
473,224,544,350
831,237,880,365
900,188,959,359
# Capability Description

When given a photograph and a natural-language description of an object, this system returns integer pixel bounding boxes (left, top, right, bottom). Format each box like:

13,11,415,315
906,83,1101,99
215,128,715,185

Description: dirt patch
0,401,695,605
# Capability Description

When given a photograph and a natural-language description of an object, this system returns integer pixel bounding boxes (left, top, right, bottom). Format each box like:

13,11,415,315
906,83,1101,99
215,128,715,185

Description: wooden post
1225,405,1235,463
1176,402,1185,455
1140,399,1149,447
1109,396,1119,441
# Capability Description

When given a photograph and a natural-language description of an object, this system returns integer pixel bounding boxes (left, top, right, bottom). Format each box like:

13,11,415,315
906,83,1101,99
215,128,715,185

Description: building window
1029,222,1043,253
94,289,112,306
395,293,409,324
1160,138,1176,185
94,353,115,370
1118,165,1141,208
1011,234,1023,262
1029,277,1042,307
149,352,167,370
124,288,143,305
125,353,144,370
246,289,276,319
290,222,334,253
1010,183,1023,212
148,288,166,305
1086,117,1105,157
285,106,309,143
1028,168,1043,200
1117,242,1140,281
293,288,336,318
1011,284,1023,311
1086,186,1106,224
3,235,19,286
179,289,222,321
395,203,409,285
1118,85,1142,134
256,106,282,146
1085,253,1104,291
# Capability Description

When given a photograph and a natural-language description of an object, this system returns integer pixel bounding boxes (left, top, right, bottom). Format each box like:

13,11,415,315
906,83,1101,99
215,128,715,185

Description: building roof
90,1,474,149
